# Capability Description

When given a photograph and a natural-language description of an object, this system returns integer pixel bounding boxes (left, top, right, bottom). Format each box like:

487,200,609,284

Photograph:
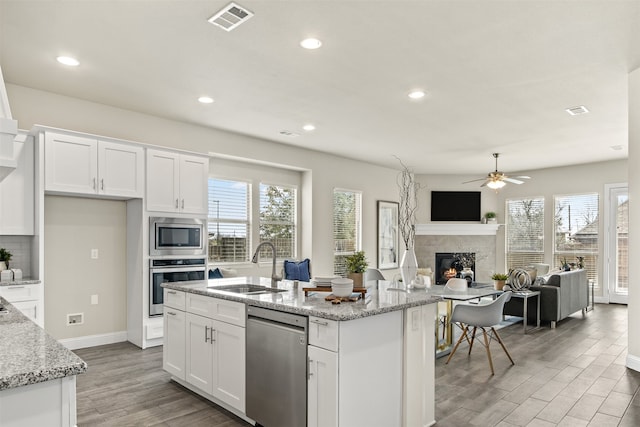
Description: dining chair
445,291,515,375
444,277,468,291
365,268,386,281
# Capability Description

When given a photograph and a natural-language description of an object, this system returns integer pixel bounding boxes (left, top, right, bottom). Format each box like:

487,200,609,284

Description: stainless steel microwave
149,217,206,256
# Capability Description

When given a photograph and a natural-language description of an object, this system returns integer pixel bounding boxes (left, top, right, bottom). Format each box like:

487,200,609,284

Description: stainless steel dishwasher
246,306,308,427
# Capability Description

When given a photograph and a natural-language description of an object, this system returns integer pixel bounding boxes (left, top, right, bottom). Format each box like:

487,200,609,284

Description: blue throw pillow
209,268,223,279
284,259,311,282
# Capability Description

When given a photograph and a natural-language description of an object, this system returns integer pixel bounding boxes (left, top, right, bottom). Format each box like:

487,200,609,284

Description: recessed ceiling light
408,90,426,99
300,38,322,50
198,96,214,104
566,105,589,115
302,124,315,132
56,56,79,66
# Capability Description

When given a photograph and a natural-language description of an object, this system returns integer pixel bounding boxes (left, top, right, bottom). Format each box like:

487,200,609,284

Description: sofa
503,269,588,328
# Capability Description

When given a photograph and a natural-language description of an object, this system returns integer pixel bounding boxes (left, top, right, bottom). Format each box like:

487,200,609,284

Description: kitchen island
0,297,87,427
162,277,440,427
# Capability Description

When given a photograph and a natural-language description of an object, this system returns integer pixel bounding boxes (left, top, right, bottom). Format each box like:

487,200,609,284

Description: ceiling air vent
565,105,589,116
279,130,300,137
208,2,254,32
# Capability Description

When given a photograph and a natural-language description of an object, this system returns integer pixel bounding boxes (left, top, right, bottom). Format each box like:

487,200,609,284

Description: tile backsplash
0,235,33,276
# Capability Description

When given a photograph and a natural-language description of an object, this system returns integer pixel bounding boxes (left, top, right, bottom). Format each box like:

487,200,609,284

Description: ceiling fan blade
511,175,531,180
462,177,489,184
503,177,524,184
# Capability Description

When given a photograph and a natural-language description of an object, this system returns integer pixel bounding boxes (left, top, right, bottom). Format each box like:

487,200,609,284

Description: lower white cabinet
163,290,246,414
0,284,42,326
163,308,186,380
308,345,338,427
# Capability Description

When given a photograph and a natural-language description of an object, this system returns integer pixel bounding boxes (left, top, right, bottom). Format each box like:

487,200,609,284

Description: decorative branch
395,156,422,250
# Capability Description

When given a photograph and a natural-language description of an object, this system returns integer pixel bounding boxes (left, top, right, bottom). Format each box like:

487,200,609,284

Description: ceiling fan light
487,180,506,190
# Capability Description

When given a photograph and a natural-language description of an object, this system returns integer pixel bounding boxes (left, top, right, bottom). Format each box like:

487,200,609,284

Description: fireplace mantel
415,223,501,236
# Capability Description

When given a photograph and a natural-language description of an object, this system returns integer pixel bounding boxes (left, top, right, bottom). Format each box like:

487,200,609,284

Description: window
506,197,545,270
333,189,362,276
554,193,599,282
208,178,251,263
258,183,297,261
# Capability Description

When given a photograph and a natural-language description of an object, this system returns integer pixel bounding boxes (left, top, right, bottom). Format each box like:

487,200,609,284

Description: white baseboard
626,354,640,373
59,331,128,350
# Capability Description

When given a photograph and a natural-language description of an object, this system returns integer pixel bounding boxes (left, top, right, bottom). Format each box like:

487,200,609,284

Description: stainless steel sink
208,284,287,295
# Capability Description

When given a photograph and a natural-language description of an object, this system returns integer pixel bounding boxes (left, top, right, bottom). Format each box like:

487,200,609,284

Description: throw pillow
209,268,223,279
284,259,311,282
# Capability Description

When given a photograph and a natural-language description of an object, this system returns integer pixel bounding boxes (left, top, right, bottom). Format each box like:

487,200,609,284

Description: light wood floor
74,304,639,426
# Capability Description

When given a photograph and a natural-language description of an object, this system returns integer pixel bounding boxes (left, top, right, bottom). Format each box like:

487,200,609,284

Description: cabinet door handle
205,325,209,343
7,286,25,290
166,311,176,316
93,178,96,189
210,328,216,343
167,290,177,295
310,319,329,326
181,199,185,209
100,179,104,190
308,357,313,379
175,199,179,209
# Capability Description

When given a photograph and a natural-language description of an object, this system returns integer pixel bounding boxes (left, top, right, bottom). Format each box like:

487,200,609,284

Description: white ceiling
1,1,639,176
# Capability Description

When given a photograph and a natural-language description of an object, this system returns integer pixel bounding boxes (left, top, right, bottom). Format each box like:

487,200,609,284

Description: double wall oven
149,217,207,317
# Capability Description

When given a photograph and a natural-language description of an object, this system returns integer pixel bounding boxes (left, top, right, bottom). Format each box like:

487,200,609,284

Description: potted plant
345,251,368,288
0,248,12,271
485,212,497,224
491,273,509,290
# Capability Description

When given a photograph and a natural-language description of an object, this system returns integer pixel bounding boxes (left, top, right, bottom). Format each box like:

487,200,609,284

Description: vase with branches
395,157,422,285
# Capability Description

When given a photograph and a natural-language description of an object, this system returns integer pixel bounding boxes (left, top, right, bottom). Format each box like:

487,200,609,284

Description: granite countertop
0,279,42,286
0,297,87,391
163,277,441,321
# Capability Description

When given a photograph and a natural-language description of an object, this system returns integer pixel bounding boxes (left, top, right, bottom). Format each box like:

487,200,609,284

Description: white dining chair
444,277,468,291
445,291,515,375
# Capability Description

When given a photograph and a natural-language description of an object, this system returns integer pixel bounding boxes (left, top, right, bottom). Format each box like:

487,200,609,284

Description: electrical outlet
91,294,99,305
67,313,84,325
91,249,99,259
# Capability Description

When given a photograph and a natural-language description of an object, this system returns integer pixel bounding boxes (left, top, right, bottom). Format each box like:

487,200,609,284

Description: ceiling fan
463,153,530,190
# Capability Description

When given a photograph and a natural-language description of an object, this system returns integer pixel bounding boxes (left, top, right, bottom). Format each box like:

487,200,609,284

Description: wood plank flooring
74,303,639,426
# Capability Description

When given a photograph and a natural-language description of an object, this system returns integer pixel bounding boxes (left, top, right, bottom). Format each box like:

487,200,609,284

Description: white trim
415,223,501,236
626,353,640,373
58,331,127,350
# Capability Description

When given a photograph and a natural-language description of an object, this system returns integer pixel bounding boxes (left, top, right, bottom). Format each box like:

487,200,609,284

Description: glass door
606,185,628,304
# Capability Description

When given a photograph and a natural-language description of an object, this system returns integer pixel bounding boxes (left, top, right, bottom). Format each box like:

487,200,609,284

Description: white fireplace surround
415,223,501,236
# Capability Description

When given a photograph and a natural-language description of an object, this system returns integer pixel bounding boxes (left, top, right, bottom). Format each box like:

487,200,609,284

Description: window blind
333,189,362,276
259,183,296,260
208,178,251,263
506,197,545,270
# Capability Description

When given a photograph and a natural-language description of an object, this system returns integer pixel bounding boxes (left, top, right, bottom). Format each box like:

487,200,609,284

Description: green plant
345,251,368,273
0,248,12,267
492,273,509,280
485,212,496,219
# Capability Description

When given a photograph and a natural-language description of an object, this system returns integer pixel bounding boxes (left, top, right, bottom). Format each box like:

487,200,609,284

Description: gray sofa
503,269,588,328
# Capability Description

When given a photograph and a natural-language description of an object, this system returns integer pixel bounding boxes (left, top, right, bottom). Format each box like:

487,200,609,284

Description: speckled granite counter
0,279,41,286
0,297,87,391
163,276,441,321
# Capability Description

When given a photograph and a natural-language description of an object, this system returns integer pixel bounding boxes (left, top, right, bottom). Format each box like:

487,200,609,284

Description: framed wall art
377,200,399,269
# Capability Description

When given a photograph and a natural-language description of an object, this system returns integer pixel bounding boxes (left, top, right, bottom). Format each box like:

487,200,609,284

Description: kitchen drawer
186,293,245,327
164,289,186,311
0,284,41,302
308,316,338,352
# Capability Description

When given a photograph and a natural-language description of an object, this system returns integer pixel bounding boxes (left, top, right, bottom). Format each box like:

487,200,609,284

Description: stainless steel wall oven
149,257,206,317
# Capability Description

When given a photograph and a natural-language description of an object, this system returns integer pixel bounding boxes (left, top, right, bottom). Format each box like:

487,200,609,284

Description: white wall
628,68,639,371
7,83,402,279
44,196,127,340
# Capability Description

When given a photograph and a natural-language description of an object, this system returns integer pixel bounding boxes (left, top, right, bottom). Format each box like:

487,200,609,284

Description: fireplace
435,252,475,285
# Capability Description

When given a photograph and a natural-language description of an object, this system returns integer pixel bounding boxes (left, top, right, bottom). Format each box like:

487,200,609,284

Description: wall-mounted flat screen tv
431,191,481,221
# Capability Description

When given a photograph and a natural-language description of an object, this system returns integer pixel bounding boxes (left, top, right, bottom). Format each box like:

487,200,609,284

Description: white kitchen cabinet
308,345,338,427
0,134,34,235
185,312,246,411
307,311,403,427
0,283,42,326
44,132,143,198
163,307,186,380
146,149,208,214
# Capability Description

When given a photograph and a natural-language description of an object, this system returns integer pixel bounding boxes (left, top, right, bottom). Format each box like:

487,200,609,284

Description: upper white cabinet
146,149,208,215
45,132,144,198
0,134,34,234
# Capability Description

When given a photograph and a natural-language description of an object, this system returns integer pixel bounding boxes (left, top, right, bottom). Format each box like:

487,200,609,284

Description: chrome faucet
251,241,282,287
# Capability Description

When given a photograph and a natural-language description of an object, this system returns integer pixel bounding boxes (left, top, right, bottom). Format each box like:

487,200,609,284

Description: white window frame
258,182,298,262
333,188,362,276
505,197,545,270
